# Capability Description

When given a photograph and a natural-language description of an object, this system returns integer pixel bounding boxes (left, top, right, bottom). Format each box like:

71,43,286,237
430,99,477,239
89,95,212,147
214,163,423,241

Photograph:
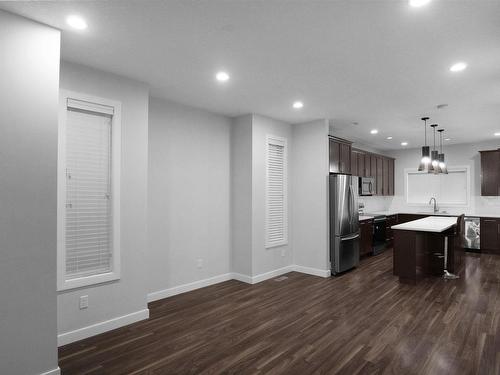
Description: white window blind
266,136,287,248
406,167,469,206
65,106,113,279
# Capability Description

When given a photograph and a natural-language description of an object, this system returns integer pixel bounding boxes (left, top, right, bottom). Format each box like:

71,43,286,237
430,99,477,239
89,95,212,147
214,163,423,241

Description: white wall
251,115,293,276
387,140,500,215
231,115,253,276
291,120,330,272
0,11,60,375
148,97,231,295
58,62,149,342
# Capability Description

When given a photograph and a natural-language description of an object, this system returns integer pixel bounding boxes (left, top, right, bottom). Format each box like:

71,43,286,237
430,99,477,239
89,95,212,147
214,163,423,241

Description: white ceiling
2,0,500,150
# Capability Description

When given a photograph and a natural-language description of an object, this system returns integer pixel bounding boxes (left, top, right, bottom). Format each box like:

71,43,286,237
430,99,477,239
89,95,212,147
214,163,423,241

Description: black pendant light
429,124,441,174
418,117,432,172
437,129,448,174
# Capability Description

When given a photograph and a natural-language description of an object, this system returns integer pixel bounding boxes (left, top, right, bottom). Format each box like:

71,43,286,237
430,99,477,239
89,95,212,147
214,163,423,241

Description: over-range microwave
359,177,375,196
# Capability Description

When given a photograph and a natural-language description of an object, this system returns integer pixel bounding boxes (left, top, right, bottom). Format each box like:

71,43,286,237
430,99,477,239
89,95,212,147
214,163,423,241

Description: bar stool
443,214,464,280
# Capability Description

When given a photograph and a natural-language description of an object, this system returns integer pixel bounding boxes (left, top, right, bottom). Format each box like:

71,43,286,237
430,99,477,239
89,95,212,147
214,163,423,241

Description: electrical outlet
197,258,203,269
281,249,286,257
79,295,89,310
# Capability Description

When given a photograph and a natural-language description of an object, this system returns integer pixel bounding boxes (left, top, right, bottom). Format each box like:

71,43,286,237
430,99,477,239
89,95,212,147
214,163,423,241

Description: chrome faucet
429,197,438,213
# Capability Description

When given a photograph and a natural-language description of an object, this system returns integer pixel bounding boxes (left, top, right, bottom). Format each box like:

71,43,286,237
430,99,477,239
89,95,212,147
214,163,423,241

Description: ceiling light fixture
418,117,432,172
292,101,304,109
66,15,87,30
429,124,441,174
494,132,500,137
401,142,408,146
370,129,378,134
215,71,230,82
437,129,448,174
409,0,431,7
450,62,467,72
387,136,393,140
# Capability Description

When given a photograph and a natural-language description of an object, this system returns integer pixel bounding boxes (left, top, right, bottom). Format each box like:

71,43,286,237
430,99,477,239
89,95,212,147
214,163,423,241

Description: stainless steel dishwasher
464,217,480,251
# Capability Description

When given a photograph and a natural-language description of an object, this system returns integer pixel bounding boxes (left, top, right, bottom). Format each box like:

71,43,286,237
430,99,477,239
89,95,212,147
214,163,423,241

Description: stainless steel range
364,213,387,255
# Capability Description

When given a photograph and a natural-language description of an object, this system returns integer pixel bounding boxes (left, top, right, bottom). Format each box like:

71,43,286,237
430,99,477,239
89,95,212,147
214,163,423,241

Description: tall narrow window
265,135,288,248
58,91,121,290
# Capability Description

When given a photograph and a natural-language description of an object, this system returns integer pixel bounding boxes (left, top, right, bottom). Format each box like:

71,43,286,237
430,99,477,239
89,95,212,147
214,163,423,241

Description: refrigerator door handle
349,184,354,224
341,233,360,241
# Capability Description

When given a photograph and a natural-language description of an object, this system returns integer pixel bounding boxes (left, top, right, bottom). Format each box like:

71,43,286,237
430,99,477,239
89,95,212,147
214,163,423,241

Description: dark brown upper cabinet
480,150,500,196
376,156,383,195
351,150,359,176
348,147,395,196
329,137,352,174
387,158,395,196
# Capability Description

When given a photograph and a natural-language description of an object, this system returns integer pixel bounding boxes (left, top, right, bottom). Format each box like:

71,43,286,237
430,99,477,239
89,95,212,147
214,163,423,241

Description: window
405,166,470,206
58,91,121,291
265,135,288,248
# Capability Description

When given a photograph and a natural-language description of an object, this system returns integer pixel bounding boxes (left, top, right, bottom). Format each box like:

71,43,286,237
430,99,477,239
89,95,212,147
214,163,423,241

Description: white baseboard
58,309,149,347
250,265,295,284
147,273,233,303
40,367,61,375
293,265,330,278
231,272,253,284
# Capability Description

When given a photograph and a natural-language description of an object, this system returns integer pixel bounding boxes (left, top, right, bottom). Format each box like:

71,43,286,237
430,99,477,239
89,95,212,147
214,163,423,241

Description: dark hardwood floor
59,250,500,374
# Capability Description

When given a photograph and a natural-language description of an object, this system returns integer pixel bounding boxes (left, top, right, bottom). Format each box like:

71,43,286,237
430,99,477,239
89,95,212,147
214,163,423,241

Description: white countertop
366,210,500,218
391,216,458,233
359,215,374,221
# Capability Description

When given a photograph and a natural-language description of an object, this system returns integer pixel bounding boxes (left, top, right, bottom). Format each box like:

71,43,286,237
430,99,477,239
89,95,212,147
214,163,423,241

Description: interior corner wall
0,11,60,375
231,115,254,277
251,114,293,276
291,120,331,272
57,62,149,341
147,97,231,295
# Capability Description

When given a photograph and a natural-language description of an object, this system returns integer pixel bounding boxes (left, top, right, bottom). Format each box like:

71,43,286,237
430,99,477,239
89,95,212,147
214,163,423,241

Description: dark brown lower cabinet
480,217,500,254
396,213,427,224
359,219,373,257
386,214,397,244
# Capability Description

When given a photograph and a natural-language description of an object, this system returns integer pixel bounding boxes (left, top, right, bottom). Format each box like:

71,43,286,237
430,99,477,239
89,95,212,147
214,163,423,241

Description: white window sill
58,271,120,292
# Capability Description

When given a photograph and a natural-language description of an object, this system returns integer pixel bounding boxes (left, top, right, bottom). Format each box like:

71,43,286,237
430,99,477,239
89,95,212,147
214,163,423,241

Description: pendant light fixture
429,124,441,174
437,129,448,174
418,117,432,172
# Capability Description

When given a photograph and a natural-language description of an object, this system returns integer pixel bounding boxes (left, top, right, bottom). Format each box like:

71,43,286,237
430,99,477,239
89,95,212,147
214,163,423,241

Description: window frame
404,165,470,207
265,134,288,249
57,90,121,291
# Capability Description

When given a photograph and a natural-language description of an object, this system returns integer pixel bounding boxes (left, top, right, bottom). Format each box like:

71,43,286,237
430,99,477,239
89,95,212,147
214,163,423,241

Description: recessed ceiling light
292,101,304,109
450,62,467,72
401,142,408,146
66,15,87,30
494,132,500,137
387,136,393,140
215,71,230,82
409,0,431,7
370,129,378,135
444,138,451,141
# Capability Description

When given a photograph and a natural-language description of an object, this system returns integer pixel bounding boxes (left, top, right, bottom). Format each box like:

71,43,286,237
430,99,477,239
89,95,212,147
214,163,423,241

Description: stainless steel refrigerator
329,174,360,275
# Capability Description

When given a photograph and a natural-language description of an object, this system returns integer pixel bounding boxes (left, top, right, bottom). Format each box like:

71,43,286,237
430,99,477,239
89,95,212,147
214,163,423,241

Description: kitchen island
392,216,462,284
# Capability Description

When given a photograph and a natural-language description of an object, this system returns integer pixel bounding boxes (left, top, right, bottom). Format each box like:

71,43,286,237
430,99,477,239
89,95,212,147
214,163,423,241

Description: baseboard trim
147,273,233,303
40,366,61,375
58,309,149,347
251,265,295,284
231,272,253,284
293,265,330,278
